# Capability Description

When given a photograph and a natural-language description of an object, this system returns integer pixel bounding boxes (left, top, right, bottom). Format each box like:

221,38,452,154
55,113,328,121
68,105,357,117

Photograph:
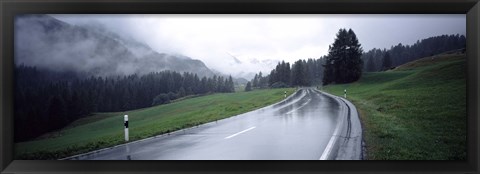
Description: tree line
363,34,466,72
15,65,234,142
246,32,466,90
245,58,326,91
245,28,362,90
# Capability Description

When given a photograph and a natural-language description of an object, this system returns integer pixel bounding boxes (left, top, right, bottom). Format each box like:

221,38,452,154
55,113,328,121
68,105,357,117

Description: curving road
67,88,362,160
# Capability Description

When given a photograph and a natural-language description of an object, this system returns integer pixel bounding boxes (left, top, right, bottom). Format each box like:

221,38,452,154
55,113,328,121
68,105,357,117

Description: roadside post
344,89,347,98
284,91,287,98
124,115,129,142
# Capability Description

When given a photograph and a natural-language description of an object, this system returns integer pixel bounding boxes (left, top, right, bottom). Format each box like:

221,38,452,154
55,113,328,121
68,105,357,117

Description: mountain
14,14,216,78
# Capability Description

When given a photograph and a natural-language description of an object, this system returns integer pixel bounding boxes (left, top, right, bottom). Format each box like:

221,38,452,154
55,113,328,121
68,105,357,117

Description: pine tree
291,60,307,86
323,28,363,85
268,69,276,86
382,52,392,71
47,95,68,131
245,82,252,91
345,29,364,82
366,56,375,72
227,76,235,92
252,74,258,88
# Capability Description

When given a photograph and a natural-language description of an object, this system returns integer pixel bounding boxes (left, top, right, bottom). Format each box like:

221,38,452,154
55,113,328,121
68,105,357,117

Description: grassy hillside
15,88,295,159
323,53,466,160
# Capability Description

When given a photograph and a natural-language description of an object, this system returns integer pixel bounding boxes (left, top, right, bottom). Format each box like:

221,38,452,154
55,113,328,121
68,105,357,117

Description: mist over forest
15,14,216,78
14,14,237,142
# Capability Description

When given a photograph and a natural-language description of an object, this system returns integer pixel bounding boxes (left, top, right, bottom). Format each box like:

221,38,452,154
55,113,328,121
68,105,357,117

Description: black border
1,0,479,173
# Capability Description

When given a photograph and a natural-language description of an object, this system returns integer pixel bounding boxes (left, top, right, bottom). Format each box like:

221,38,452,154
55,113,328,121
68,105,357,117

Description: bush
167,92,178,100
152,93,170,106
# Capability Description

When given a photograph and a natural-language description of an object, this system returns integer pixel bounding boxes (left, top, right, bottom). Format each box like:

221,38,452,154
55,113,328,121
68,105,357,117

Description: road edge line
316,89,363,160
317,89,347,160
60,88,300,160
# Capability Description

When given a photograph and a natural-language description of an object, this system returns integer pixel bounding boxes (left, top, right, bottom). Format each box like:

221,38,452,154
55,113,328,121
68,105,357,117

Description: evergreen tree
200,77,208,94
382,52,392,71
227,76,235,92
47,95,68,131
245,82,252,91
345,29,364,82
268,69,277,86
323,28,363,85
256,72,263,88
291,60,307,86
252,74,258,88
366,55,375,72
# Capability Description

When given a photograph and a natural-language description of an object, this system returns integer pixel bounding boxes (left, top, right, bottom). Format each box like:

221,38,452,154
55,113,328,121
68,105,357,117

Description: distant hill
362,34,466,72
15,14,216,78
393,48,465,71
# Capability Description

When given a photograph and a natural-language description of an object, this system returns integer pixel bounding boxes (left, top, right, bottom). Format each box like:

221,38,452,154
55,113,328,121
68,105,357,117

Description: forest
362,34,466,72
246,58,325,91
247,33,466,90
14,66,234,142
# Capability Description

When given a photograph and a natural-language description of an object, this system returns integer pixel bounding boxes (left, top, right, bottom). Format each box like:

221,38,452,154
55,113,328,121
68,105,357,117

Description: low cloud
48,14,467,77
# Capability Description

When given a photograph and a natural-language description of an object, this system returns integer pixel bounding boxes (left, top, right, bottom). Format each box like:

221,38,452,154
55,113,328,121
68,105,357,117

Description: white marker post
344,89,347,98
284,91,287,98
124,115,129,142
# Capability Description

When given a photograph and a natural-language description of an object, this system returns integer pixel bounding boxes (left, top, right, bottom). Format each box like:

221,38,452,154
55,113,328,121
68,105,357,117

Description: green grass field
15,88,294,159
323,53,466,160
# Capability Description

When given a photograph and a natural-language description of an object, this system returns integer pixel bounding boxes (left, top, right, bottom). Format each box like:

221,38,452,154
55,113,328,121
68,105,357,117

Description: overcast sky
53,14,466,77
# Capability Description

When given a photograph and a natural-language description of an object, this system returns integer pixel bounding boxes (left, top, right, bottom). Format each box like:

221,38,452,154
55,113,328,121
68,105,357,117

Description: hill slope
15,14,215,77
324,52,466,160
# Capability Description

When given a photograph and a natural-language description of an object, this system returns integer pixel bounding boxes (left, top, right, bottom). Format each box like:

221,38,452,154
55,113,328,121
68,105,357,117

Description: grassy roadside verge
15,88,295,159
323,54,466,160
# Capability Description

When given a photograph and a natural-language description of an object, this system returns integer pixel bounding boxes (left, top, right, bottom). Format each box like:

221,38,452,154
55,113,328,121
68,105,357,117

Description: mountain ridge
15,14,216,78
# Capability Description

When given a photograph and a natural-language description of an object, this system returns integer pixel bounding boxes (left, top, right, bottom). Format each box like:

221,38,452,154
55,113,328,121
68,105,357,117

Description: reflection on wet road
73,88,343,160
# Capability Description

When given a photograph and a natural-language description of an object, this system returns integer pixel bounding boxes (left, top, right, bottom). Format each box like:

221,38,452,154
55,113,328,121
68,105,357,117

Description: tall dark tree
323,55,335,85
366,55,375,72
226,76,235,92
382,52,392,71
252,74,259,88
280,61,291,85
291,60,309,86
344,29,364,82
268,69,277,86
245,82,252,91
47,95,68,131
323,28,363,85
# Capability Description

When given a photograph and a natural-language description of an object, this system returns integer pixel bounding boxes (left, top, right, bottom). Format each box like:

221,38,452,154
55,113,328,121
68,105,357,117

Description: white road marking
224,126,256,139
319,96,347,160
285,98,311,115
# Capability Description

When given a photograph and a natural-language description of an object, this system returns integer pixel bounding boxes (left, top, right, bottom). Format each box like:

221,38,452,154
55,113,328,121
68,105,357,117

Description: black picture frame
1,0,479,173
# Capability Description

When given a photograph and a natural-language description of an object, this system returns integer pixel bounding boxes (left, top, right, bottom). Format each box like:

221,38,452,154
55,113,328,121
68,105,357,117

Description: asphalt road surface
68,88,362,160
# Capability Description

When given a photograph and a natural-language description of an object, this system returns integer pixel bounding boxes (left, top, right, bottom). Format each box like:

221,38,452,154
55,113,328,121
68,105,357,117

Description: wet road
70,88,355,160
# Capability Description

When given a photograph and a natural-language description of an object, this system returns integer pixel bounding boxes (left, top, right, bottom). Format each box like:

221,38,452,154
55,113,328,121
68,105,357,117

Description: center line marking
285,98,311,115
224,126,256,139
